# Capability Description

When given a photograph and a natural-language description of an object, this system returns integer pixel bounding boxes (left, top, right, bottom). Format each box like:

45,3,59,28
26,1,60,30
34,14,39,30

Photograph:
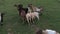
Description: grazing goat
26,6,43,25
28,4,43,15
14,4,28,23
26,11,39,25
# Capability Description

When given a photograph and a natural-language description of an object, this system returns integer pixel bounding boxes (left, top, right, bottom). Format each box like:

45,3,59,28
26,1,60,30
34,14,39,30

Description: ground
0,0,60,34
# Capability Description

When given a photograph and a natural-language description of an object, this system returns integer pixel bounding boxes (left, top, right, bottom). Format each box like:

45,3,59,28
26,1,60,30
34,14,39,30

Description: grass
0,0,60,34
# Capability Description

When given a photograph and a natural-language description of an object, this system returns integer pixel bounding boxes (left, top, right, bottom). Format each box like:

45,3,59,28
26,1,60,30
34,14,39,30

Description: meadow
0,0,60,34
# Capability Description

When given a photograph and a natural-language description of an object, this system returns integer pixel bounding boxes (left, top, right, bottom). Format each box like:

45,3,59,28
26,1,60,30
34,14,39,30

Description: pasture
0,0,60,34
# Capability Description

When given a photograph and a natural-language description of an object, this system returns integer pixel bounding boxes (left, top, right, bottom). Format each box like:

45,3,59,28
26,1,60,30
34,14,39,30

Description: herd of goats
14,4,43,25
0,4,60,34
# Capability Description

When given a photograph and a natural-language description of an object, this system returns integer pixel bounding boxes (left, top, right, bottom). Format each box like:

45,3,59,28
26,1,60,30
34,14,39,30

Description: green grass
0,0,60,34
